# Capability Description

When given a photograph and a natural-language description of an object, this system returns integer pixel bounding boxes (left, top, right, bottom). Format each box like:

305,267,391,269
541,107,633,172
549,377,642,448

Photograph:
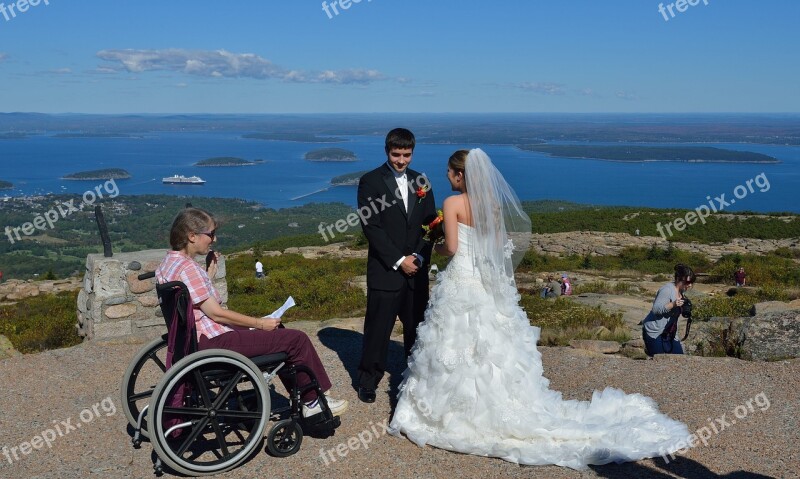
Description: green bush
693,294,755,322
519,246,711,276
574,281,633,295
519,292,629,346
705,252,800,287
226,253,366,321
692,287,790,322
0,291,81,353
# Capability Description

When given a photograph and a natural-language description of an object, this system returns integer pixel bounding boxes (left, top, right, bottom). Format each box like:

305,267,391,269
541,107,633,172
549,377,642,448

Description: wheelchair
121,271,341,476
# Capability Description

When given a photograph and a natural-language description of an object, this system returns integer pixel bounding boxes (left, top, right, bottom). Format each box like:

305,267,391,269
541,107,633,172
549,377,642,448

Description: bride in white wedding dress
389,148,690,470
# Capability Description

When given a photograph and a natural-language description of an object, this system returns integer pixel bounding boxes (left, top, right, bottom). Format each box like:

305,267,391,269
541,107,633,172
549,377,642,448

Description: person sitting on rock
560,274,572,296
541,274,562,299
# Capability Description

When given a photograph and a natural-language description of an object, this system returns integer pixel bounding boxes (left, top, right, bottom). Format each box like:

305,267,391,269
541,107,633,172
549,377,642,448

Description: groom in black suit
356,128,436,403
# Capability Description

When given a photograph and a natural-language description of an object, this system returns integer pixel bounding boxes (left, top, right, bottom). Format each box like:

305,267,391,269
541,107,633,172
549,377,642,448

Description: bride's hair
448,150,469,185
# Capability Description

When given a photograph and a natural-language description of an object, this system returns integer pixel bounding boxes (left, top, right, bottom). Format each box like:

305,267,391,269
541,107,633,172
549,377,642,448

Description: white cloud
616,90,640,101
86,67,120,75
96,48,388,85
516,82,566,95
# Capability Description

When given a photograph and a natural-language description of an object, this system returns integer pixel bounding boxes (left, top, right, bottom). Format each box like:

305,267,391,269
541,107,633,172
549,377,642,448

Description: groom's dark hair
385,128,415,154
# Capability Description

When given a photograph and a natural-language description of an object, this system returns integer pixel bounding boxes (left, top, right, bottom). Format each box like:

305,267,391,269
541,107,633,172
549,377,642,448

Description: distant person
541,274,561,298
560,274,572,296
734,266,746,287
255,259,264,279
0,270,3,283
635,229,640,236
642,263,696,356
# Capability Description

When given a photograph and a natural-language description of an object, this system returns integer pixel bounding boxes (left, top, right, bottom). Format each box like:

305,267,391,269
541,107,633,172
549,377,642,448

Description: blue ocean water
1,132,798,213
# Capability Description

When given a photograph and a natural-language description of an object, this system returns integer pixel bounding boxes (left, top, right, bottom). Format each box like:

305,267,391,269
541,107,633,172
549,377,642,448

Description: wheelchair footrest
299,412,341,436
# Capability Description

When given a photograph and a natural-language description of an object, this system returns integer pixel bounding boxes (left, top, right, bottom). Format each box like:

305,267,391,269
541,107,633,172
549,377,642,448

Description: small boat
162,175,206,185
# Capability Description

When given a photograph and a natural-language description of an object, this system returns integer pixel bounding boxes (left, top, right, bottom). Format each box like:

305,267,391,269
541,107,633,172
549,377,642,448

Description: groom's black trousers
359,284,427,390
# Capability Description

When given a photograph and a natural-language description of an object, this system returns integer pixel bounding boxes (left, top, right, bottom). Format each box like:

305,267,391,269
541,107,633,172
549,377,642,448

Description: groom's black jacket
357,164,436,291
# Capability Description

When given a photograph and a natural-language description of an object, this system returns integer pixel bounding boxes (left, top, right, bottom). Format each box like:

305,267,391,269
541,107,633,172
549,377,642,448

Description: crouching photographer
642,263,696,356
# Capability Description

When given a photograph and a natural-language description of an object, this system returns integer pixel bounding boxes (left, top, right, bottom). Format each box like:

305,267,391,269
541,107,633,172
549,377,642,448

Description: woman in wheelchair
156,207,348,418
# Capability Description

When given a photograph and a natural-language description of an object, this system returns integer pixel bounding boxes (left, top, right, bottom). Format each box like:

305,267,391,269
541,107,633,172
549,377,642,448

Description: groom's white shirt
386,162,423,270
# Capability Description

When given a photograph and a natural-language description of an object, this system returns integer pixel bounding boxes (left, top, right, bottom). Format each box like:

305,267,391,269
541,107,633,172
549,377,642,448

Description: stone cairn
76,249,228,341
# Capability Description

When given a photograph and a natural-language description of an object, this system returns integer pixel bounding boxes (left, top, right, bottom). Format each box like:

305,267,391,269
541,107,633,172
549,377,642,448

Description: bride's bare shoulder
444,194,472,225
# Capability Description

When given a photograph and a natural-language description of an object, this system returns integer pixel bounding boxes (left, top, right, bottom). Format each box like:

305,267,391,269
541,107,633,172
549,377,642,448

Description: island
52,133,142,139
195,157,264,167
305,148,358,162
517,145,780,164
61,168,131,180
0,132,27,140
330,171,368,186
0,180,13,189
243,133,344,143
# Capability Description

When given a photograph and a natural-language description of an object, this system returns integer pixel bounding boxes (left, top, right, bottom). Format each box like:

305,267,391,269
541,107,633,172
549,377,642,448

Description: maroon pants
198,325,332,402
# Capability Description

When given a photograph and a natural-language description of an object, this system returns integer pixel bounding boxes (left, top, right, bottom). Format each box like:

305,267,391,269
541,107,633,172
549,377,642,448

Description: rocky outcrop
692,308,800,361
282,243,368,260
530,232,799,261
77,250,228,341
0,278,82,302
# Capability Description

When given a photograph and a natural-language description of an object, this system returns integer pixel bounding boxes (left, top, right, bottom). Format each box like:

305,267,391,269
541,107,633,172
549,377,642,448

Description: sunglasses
198,229,216,240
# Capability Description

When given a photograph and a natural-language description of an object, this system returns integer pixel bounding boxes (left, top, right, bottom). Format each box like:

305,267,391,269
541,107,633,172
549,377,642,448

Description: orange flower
416,185,429,203
422,209,445,242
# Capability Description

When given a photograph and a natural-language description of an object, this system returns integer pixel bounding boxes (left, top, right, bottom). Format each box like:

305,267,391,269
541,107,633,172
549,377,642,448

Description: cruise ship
162,175,206,185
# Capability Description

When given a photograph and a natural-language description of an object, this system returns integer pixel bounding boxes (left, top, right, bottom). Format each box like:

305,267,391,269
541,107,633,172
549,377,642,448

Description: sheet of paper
264,296,295,319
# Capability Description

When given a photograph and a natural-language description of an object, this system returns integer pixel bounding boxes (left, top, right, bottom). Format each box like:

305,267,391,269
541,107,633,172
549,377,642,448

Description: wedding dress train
389,223,689,469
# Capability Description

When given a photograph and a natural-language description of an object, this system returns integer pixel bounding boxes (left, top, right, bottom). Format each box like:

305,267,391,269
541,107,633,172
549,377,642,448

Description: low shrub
0,291,81,353
519,293,629,346
574,281,633,295
226,253,367,321
705,252,800,287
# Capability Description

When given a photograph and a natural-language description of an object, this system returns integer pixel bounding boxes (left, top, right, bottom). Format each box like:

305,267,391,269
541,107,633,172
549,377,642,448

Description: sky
0,0,797,114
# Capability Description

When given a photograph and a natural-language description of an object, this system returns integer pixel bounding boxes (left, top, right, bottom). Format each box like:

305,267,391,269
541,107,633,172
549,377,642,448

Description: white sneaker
303,395,349,417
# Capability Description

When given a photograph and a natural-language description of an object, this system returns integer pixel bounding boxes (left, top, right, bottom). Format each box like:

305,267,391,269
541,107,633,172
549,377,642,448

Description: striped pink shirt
155,250,230,341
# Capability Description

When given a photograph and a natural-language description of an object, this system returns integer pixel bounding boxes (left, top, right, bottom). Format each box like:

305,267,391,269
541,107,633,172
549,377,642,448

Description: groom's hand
399,255,420,276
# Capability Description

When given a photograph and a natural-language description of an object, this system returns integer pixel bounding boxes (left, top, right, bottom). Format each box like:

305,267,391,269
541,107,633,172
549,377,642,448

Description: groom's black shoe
358,387,376,403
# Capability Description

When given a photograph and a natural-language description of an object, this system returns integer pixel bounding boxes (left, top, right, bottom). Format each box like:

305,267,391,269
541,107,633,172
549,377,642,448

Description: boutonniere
416,185,429,204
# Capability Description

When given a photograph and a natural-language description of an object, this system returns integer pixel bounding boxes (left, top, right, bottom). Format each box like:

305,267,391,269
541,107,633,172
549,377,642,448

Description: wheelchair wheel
266,419,303,457
148,349,270,476
121,336,168,439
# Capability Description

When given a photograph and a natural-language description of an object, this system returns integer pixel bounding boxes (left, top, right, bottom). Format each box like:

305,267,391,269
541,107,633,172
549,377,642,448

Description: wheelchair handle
137,271,156,281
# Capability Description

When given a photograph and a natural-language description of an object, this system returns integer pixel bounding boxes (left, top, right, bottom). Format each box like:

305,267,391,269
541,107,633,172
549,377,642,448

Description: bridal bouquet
422,209,445,243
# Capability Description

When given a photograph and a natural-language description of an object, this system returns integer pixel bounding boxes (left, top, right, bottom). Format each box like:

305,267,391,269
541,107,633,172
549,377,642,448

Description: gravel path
0,319,797,479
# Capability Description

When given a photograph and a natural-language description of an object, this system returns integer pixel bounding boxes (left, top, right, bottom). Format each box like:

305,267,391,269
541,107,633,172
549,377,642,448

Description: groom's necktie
397,174,408,211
